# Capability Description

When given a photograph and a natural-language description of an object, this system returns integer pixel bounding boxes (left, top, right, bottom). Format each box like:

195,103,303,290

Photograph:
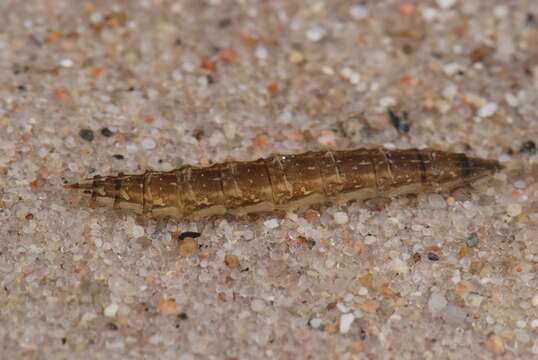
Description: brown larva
65,148,502,220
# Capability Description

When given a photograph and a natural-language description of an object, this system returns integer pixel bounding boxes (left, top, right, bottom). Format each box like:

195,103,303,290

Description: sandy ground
1,0,538,359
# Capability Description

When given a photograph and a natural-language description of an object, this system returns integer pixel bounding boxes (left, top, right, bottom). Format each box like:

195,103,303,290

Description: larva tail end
64,183,80,189
63,180,93,191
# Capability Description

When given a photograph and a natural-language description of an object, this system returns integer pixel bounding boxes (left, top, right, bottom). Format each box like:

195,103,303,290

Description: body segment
66,148,502,220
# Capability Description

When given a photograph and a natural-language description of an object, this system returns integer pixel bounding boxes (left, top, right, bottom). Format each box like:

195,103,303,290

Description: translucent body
66,148,501,220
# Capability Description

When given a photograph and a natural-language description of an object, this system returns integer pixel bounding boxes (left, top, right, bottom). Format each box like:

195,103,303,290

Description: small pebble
354,310,364,320
515,329,530,343
59,58,74,68
224,254,240,269
532,340,538,355
477,102,498,118
505,92,519,107
288,50,304,64
254,46,268,60
158,298,180,315
506,203,522,217
428,292,447,313
388,110,410,133
390,258,409,274
264,218,279,229
306,26,326,42
340,67,360,84
80,312,97,325
179,238,198,257
303,209,321,222
79,129,95,142
129,224,145,239
317,130,336,147
442,84,458,99
514,180,526,189
148,334,163,345
516,320,526,328
126,143,138,153
308,318,322,329
336,303,349,313
494,5,509,18
428,194,446,209
364,235,377,245
349,5,368,20
466,233,479,248
321,66,334,75
222,122,236,140
466,293,483,307
427,252,440,261
178,353,194,360
339,313,355,334
251,299,266,313
531,293,538,307
218,48,239,63
324,323,338,334
436,0,457,10
379,96,397,108
443,63,463,76
146,88,159,99
445,305,466,322
486,334,505,354
178,231,201,240
89,12,103,24
519,140,536,155
333,212,349,225
422,7,438,21
142,138,156,150
359,300,380,313
104,303,118,318
101,127,114,137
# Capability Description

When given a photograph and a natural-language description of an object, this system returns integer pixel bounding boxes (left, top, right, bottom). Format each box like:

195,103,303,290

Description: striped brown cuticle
65,148,502,220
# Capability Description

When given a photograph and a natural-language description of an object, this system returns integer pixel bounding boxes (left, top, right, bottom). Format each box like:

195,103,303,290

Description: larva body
66,148,501,220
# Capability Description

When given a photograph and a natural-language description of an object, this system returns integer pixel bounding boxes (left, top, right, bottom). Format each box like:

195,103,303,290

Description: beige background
1,0,537,358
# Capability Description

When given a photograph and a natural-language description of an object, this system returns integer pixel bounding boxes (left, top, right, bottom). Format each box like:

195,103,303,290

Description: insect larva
65,148,502,220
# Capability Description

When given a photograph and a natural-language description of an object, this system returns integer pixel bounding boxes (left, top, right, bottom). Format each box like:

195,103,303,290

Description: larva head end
480,158,504,174
460,157,503,182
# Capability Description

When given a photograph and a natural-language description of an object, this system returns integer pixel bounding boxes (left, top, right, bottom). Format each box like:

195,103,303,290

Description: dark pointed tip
493,160,504,172
461,156,503,181
64,183,80,190
64,179,94,190
481,158,504,173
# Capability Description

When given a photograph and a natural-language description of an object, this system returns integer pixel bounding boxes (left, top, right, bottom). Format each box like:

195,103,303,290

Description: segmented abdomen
66,148,501,220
